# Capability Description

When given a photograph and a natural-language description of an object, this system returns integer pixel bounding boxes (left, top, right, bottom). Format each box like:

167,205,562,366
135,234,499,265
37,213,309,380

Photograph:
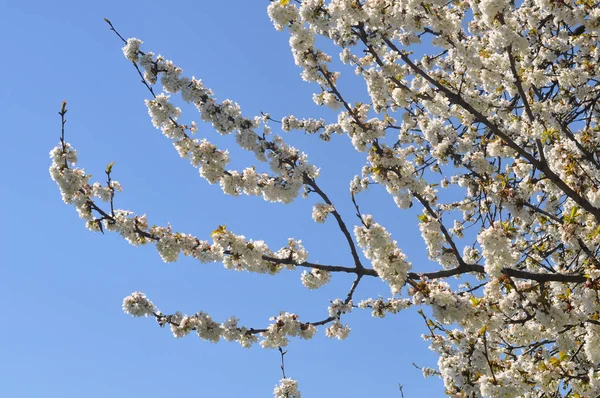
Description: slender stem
412,191,468,268
278,346,287,379
304,177,365,270
59,101,68,168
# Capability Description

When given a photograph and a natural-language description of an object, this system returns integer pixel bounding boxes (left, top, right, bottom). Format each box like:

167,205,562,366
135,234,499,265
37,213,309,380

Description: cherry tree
50,0,600,396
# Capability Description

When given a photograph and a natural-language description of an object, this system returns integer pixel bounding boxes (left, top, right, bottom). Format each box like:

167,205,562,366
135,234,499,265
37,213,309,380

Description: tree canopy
51,0,600,396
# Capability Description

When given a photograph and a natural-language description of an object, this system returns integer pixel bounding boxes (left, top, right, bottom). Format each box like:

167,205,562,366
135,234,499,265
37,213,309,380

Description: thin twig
278,346,287,379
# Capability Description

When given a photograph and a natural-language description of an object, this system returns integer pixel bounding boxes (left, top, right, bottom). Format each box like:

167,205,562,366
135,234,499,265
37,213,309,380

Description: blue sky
2,1,445,396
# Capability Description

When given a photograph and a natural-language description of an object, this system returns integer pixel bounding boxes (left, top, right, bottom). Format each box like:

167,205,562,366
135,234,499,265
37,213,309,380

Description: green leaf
548,357,560,365
279,0,290,5
559,350,570,361
211,224,227,237
570,206,579,219
106,161,115,174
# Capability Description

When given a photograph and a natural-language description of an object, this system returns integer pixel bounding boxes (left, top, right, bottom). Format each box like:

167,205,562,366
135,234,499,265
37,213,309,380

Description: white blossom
311,203,335,223
325,321,351,340
300,268,331,290
355,215,411,294
122,38,142,62
273,378,301,398
122,292,155,317
477,223,519,277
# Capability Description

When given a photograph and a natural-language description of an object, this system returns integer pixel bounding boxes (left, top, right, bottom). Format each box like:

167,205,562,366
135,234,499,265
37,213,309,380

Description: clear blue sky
2,1,445,396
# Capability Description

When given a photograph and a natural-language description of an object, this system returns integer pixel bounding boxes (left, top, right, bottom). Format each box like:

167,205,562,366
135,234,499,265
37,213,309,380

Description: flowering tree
49,0,600,396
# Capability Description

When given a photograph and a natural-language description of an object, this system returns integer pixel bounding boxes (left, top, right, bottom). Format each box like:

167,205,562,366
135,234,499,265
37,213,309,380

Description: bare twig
278,346,287,379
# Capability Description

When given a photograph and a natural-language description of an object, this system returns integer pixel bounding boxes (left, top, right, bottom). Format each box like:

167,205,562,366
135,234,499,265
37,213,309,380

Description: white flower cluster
311,202,335,223
354,215,411,294
366,146,423,208
260,312,317,348
49,144,87,207
122,292,155,317
273,378,301,398
327,298,352,318
357,297,411,318
325,321,351,340
410,280,473,325
421,367,438,378
268,1,331,84
349,175,370,194
159,309,260,348
281,115,326,135
340,106,388,152
122,37,142,62
169,311,222,343
313,91,342,110
418,214,447,265
91,181,122,202
479,0,509,24
477,223,519,277
300,268,331,290
585,323,600,364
